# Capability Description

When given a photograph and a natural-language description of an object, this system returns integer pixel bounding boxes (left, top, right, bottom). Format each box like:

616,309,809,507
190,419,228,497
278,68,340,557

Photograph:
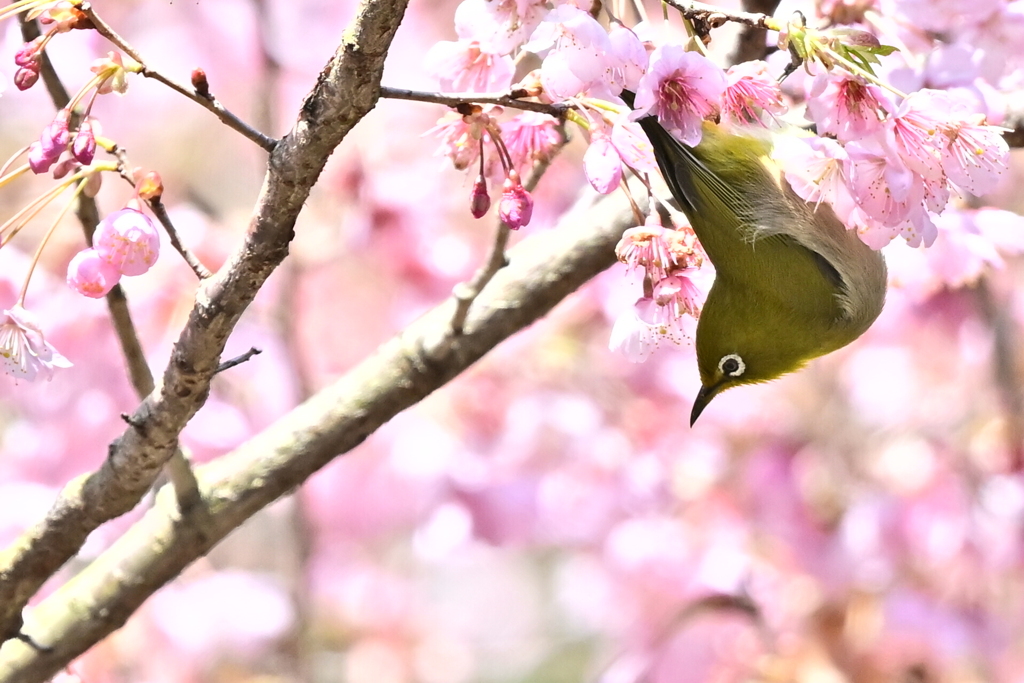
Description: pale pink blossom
527,6,621,99
610,119,659,176
501,112,562,171
844,140,923,227
93,208,161,276
722,60,786,125
632,45,726,147
67,248,121,298
806,72,892,142
615,214,676,280
454,0,548,54
0,305,72,381
653,274,702,318
939,113,1010,196
774,134,858,223
609,305,658,361
425,40,515,92
91,51,129,95
887,92,946,182
608,289,698,363
583,131,622,194
426,111,486,171
607,23,648,92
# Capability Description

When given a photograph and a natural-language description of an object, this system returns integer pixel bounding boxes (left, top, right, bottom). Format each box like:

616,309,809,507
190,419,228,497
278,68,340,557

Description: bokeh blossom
0,305,71,381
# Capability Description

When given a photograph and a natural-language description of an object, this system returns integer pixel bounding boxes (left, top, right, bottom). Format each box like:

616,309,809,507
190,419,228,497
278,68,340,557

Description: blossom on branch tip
94,208,160,276
136,171,164,200
0,305,72,381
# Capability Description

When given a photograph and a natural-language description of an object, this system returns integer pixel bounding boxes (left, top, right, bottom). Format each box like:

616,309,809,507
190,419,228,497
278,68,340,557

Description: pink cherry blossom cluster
609,211,706,362
778,77,1010,249
424,0,1013,363
0,1,163,382
66,207,161,299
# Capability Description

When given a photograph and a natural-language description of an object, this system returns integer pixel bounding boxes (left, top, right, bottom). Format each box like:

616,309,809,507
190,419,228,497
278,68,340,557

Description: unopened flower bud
72,120,96,165
470,175,490,219
67,248,121,298
14,38,43,67
42,110,71,155
191,68,211,98
52,158,77,179
27,141,59,174
14,65,40,91
498,171,533,229
94,208,160,276
136,171,164,200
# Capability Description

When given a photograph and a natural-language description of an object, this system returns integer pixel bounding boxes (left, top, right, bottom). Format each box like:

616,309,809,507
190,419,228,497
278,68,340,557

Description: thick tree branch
0,0,410,649
0,186,637,682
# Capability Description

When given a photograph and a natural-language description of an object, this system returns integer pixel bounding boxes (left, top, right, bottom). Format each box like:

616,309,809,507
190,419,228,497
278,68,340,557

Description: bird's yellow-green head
689,269,834,425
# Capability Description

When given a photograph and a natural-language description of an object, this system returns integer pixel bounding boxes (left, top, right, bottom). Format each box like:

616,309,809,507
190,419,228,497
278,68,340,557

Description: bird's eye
718,354,745,377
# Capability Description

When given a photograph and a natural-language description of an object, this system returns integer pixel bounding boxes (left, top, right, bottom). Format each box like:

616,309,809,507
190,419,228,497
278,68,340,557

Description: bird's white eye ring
719,354,745,377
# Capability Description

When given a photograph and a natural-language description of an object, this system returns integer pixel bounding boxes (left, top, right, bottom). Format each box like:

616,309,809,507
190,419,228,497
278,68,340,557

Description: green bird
634,114,887,424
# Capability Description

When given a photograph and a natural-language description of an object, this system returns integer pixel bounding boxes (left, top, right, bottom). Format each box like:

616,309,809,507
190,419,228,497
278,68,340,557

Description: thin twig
80,2,278,152
106,144,213,279
147,197,213,279
215,347,262,374
662,0,776,29
380,85,569,117
728,0,782,65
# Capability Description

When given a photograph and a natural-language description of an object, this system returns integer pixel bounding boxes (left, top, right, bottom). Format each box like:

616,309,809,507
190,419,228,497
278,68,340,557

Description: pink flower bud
498,172,533,230
470,175,490,219
14,38,43,67
14,65,40,91
52,158,77,179
67,248,121,298
41,110,71,155
27,141,59,174
72,120,96,165
94,208,161,276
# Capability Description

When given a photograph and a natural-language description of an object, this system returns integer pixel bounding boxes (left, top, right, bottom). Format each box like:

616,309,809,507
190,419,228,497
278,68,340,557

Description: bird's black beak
690,384,718,426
